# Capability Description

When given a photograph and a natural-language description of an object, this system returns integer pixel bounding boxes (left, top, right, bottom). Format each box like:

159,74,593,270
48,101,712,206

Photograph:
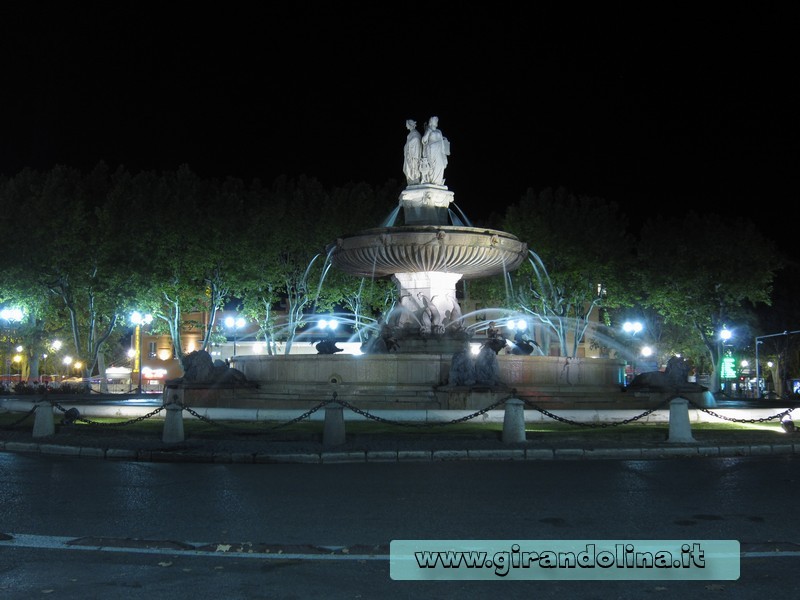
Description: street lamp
622,321,643,383
127,348,136,392
1,308,23,383
719,327,735,394
131,311,153,394
12,353,22,382
225,316,246,357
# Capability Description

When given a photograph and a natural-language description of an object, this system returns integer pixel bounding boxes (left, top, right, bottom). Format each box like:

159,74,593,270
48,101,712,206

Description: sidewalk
1,416,798,464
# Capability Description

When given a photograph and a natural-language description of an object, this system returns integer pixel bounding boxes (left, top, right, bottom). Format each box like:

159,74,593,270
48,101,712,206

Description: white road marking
0,533,389,560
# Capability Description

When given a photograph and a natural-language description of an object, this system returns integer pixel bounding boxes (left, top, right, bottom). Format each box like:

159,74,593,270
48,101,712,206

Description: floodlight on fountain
319,318,339,331
623,321,643,335
640,345,653,358
507,319,527,333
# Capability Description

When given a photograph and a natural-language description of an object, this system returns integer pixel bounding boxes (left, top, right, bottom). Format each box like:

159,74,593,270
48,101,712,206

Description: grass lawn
0,409,788,440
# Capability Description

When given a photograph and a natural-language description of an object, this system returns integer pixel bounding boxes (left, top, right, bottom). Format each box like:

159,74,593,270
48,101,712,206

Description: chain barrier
177,399,333,431
6,393,796,437
174,394,508,431
330,394,510,428
518,396,674,428
687,398,796,423
52,401,165,426
0,405,37,429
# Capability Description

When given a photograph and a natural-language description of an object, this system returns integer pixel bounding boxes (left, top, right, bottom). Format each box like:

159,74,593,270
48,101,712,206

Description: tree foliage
498,187,635,357
636,211,782,390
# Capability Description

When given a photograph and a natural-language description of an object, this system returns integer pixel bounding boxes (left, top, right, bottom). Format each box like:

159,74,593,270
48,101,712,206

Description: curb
1,439,798,464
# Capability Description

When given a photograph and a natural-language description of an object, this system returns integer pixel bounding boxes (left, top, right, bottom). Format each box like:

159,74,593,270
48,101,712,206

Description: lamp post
754,329,800,399
225,316,246,357
1,308,24,384
12,352,22,382
718,327,735,395
622,321,643,384
131,311,153,394
127,348,136,392
62,355,72,381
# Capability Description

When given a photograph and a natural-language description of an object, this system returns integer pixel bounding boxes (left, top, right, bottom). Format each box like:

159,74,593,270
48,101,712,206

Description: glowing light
623,321,643,334
131,311,153,326
106,366,132,376
224,316,246,329
142,367,167,378
0,307,23,321
319,319,339,330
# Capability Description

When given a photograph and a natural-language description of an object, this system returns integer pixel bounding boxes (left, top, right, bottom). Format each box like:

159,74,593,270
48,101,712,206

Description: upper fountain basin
328,225,528,279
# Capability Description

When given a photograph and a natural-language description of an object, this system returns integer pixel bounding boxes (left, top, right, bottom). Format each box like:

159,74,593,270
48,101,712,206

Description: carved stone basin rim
328,225,528,279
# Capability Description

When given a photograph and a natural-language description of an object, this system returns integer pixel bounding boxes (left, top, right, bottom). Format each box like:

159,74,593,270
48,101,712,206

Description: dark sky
2,3,797,236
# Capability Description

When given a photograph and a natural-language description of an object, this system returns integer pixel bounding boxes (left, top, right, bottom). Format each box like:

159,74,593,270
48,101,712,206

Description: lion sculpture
171,350,255,386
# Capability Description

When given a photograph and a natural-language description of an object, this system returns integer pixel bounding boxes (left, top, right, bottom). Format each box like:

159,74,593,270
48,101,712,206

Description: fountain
183,117,635,411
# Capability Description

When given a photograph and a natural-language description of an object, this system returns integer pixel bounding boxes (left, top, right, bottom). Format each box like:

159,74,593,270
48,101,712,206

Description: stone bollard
32,399,55,438
162,399,185,443
502,398,526,444
323,404,345,446
667,397,695,443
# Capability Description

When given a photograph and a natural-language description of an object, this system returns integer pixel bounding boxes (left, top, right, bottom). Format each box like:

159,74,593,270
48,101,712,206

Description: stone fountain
187,117,630,411
329,191,528,354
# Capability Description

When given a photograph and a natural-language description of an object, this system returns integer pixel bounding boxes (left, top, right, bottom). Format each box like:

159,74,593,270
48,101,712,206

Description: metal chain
331,396,509,428
518,396,673,428
0,406,37,429
686,399,796,423
20,394,794,436
53,401,165,426
267,401,332,429
178,400,333,431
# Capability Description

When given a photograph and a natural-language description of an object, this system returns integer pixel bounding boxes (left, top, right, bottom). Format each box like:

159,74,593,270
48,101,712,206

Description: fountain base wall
167,355,661,411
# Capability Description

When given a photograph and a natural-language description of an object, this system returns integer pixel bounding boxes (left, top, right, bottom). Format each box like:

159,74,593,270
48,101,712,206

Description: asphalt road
1,453,798,599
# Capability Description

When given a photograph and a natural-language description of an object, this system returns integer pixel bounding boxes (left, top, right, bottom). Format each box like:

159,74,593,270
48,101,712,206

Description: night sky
2,3,797,240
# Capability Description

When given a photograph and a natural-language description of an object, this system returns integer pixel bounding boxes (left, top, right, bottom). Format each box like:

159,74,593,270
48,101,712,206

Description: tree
636,211,782,392
497,187,636,357
134,166,250,360
0,165,141,384
236,178,398,353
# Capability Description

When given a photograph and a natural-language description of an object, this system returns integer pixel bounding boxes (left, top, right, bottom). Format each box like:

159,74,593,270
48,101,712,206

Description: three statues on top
403,116,450,186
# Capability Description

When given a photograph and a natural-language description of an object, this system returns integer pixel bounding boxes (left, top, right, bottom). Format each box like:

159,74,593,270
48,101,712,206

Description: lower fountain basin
171,354,642,411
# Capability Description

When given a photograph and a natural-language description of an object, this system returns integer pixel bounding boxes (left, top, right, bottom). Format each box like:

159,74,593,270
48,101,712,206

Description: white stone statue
402,119,423,185
420,116,450,185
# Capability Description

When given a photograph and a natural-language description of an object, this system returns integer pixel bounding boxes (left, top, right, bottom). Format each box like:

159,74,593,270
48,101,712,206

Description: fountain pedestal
399,184,453,225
